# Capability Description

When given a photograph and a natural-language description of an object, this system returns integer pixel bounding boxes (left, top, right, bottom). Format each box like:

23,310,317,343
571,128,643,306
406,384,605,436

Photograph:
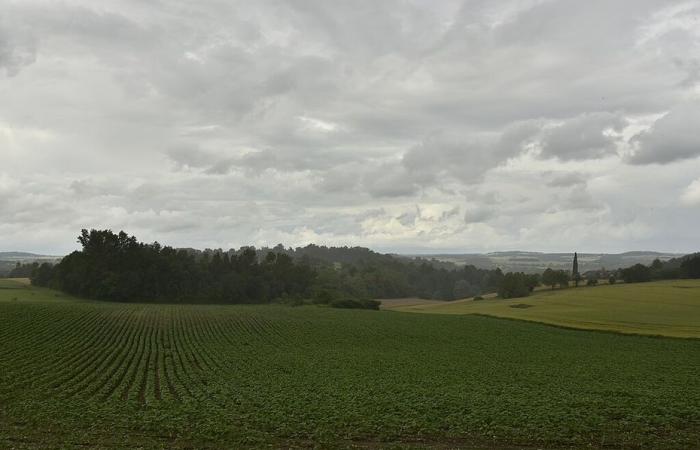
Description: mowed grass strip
1,280,700,448
390,279,700,338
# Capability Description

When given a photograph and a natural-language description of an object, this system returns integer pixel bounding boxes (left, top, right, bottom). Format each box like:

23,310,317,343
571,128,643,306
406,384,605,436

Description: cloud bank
1,0,699,254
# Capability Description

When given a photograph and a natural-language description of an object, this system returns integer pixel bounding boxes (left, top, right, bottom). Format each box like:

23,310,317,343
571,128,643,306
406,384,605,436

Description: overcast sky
1,0,700,255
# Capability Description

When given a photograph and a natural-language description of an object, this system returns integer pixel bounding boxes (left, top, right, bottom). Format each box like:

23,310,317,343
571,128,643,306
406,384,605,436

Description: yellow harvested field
390,280,700,338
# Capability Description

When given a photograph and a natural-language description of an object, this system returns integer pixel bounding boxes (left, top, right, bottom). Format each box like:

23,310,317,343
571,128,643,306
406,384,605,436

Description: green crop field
1,278,700,449
388,280,700,338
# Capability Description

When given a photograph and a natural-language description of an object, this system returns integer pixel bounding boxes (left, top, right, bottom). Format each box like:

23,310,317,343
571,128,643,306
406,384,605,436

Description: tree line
26,229,507,306
30,229,315,304
618,254,700,283
22,230,700,305
496,253,700,299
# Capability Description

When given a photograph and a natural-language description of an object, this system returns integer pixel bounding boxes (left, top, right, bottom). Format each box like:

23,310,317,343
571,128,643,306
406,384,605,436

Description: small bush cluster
497,272,540,299
329,298,381,310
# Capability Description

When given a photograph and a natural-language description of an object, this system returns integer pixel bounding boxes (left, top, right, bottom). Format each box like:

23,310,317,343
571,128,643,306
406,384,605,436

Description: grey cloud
169,146,357,176
440,207,460,221
397,210,417,226
363,162,419,198
0,21,37,76
628,102,700,164
464,205,495,224
564,188,602,211
546,172,588,188
403,133,493,185
494,0,664,50
236,148,352,173
0,179,76,229
167,146,221,170
422,0,679,125
315,165,361,193
69,179,124,198
402,123,538,187
357,208,386,220
3,1,700,254
539,112,626,161
205,159,237,175
495,121,541,156
674,58,700,89
284,1,447,59
70,180,98,197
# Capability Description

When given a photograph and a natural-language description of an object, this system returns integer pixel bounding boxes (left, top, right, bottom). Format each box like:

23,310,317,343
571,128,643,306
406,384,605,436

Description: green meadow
1,278,699,448
388,280,700,338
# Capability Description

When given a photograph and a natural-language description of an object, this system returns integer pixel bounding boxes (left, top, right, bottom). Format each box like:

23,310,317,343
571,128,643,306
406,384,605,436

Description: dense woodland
29,230,314,304
26,229,504,305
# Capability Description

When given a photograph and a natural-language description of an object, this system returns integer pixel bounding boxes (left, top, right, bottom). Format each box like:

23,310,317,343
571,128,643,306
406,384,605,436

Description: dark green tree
542,268,558,290
497,272,531,299
557,270,570,288
572,252,581,287
680,255,700,278
620,264,652,283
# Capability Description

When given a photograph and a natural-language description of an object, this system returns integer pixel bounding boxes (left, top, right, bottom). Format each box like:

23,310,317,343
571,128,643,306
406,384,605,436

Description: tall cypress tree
572,252,580,287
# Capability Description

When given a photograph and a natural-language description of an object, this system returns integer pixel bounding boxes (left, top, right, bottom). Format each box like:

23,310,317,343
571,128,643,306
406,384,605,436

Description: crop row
0,302,287,404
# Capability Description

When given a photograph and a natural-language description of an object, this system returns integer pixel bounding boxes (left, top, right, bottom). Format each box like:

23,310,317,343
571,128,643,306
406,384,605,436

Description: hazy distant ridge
0,252,63,276
0,247,687,277
413,251,683,273
0,252,58,259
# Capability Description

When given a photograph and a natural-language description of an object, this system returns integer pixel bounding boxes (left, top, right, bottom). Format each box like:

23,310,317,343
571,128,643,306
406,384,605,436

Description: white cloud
681,178,700,206
299,116,338,132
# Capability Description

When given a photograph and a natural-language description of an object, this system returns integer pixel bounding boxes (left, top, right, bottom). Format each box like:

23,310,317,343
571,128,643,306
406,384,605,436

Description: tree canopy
30,229,507,304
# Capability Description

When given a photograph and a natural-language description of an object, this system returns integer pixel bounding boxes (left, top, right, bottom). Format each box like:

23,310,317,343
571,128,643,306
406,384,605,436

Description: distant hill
413,251,684,274
1,246,689,277
0,252,62,277
0,252,49,258
0,252,62,261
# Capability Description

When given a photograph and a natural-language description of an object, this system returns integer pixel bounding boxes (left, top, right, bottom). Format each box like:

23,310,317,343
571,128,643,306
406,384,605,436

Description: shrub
542,268,569,289
473,295,484,301
274,293,305,307
608,275,616,285
621,264,652,283
288,297,305,307
329,298,380,310
586,278,598,286
680,254,700,278
312,289,337,305
497,273,531,299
